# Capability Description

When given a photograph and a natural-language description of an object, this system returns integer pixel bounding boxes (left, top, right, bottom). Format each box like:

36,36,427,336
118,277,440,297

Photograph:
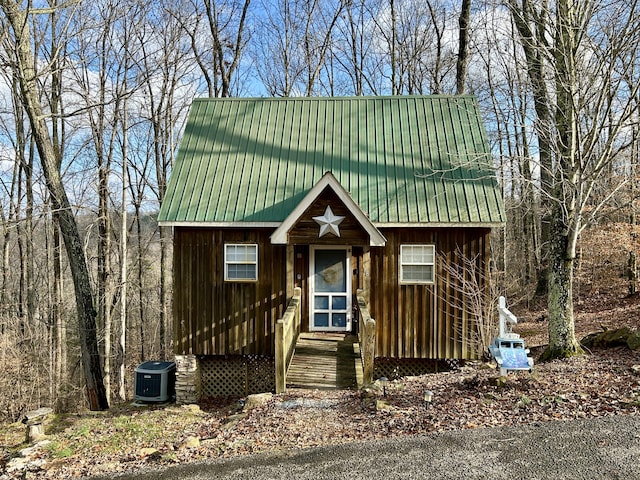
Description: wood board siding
367,228,491,360
173,227,287,356
173,226,491,361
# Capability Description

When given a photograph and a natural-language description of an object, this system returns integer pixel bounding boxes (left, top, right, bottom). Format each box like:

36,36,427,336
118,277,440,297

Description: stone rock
139,447,159,458
178,436,201,450
581,327,638,350
181,404,202,414
243,393,273,411
19,440,51,458
6,457,29,474
489,376,508,388
376,399,396,412
627,332,640,351
222,413,247,430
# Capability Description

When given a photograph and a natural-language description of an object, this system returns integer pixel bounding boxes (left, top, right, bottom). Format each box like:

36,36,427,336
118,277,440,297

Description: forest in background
0,0,638,418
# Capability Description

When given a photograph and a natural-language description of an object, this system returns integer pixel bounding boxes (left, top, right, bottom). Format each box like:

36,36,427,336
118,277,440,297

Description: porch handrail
275,287,302,393
356,289,376,385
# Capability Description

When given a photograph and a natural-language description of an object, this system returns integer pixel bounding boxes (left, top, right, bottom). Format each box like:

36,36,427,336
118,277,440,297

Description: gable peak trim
270,172,386,246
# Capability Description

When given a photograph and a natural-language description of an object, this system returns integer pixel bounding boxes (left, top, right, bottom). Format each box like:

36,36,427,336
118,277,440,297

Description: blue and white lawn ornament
488,296,534,376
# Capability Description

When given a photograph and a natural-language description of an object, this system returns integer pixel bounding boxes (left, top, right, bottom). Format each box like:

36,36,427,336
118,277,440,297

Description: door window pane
332,296,347,310
314,296,329,310
314,250,346,292
332,313,347,328
314,313,329,327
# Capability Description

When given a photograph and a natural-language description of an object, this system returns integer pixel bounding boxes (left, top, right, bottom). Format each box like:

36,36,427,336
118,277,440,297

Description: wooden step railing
356,289,376,386
275,287,302,393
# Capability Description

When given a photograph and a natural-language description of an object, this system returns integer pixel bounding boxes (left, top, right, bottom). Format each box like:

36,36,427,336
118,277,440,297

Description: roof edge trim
375,222,505,228
158,221,281,228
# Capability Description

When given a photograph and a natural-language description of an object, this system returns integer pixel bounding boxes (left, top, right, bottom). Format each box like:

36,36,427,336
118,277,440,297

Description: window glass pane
402,245,434,264
403,265,425,281
242,245,257,262
332,313,347,328
401,245,434,282
314,313,329,327
226,245,258,263
425,248,434,264
225,244,258,281
408,246,421,263
402,265,434,282
314,296,329,310
332,296,347,310
227,264,257,280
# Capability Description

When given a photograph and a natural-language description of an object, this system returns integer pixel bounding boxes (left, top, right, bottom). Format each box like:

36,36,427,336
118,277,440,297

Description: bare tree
171,0,252,98
253,0,306,96
134,1,195,359
508,0,640,359
253,0,345,96
456,0,471,94
0,0,108,410
437,249,501,359
331,0,375,95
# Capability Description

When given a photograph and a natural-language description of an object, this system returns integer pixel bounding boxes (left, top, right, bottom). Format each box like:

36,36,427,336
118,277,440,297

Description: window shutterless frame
399,244,435,284
224,243,258,281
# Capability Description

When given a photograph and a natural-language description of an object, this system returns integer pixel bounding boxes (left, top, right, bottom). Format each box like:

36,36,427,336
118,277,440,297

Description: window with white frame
400,245,435,283
224,244,258,281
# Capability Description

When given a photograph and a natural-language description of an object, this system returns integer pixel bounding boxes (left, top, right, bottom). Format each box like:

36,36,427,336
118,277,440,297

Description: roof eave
157,221,281,228
375,221,505,228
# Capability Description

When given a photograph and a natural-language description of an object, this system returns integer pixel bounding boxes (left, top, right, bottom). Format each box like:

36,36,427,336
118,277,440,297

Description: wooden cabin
157,95,505,399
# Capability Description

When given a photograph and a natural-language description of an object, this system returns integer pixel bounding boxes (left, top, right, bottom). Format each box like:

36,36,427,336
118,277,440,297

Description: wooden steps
286,333,363,390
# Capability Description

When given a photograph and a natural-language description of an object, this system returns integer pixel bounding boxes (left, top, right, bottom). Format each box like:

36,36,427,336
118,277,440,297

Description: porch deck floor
286,333,363,390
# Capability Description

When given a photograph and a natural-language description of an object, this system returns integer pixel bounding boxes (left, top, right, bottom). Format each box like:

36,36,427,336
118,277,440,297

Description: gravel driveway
91,414,640,480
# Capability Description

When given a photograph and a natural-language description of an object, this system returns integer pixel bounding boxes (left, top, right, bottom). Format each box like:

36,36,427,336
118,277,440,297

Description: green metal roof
158,95,505,226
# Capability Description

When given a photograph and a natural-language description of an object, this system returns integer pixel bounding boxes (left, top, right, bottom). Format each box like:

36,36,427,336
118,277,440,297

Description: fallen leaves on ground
3,283,640,479
5,346,638,479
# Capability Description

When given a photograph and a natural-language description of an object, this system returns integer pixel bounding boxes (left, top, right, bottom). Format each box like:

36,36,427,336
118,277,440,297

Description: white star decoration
313,206,345,238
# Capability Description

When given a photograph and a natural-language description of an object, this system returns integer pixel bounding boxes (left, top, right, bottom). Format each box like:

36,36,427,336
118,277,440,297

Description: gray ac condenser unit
134,361,176,402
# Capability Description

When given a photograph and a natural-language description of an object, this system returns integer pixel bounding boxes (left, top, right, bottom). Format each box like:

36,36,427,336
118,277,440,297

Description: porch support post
362,247,371,304
286,245,295,298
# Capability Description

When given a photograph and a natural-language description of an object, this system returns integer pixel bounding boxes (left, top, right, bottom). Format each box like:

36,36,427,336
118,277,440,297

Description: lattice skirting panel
200,355,275,397
373,357,463,380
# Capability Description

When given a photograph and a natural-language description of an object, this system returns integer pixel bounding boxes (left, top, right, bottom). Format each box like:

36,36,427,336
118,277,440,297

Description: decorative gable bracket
270,172,386,247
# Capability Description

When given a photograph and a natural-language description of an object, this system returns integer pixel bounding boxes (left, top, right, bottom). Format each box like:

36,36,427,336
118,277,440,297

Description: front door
309,246,351,332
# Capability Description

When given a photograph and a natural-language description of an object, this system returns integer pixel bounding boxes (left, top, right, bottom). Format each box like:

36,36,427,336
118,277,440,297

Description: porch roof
158,95,505,226
270,171,386,246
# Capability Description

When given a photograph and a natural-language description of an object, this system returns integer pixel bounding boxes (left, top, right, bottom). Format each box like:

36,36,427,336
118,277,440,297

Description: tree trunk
1,0,108,410
159,226,168,360
540,212,583,360
51,216,67,410
98,158,112,402
135,204,145,362
455,0,471,94
507,0,554,294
